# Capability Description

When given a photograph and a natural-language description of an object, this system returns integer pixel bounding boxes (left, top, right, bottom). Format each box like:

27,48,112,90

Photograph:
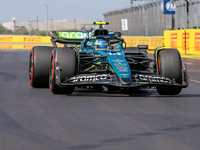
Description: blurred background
1,0,200,36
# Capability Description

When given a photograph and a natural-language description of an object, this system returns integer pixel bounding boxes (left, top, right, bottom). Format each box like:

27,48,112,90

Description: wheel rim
158,56,161,74
49,59,53,90
29,51,34,85
29,58,32,80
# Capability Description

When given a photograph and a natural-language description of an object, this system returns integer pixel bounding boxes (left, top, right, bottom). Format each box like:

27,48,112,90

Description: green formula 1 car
29,22,189,95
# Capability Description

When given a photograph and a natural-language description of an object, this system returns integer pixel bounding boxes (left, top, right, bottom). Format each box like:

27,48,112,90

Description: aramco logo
59,32,91,39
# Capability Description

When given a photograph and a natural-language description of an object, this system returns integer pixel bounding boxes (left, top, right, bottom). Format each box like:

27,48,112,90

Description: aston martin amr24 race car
29,22,189,95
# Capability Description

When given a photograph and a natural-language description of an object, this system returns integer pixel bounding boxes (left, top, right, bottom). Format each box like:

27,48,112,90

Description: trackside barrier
0,44,64,49
0,36,51,43
0,36,60,49
0,35,163,50
1,33,199,57
1,33,199,55
163,29,200,55
122,36,163,50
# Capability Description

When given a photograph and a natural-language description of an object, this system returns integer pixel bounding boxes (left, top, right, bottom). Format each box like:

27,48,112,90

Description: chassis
29,22,188,95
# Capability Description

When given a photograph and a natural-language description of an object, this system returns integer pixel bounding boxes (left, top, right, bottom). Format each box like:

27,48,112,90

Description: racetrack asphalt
0,49,200,150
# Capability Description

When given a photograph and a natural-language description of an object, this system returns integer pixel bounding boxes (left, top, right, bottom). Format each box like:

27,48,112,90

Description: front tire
156,49,182,95
29,46,53,88
49,47,77,94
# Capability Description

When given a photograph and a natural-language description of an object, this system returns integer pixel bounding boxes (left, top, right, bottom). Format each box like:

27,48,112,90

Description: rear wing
50,31,89,47
50,30,122,47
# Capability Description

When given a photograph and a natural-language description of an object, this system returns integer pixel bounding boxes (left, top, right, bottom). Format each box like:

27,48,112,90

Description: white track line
191,80,200,84
187,70,200,72
183,62,192,65
182,56,200,60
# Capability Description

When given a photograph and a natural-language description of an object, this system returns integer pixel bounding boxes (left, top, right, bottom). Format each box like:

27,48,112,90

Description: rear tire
29,46,53,88
49,47,77,94
156,49,182,95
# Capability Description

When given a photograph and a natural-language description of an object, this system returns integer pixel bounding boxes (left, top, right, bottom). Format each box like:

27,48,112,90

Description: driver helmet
94,39,108,50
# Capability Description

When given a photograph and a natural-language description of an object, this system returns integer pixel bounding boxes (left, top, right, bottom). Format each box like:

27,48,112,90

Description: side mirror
123,42,126,50
115,32,122,37
81,42,85,49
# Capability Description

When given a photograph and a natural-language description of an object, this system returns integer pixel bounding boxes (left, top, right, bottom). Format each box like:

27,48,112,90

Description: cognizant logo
59,32,91,39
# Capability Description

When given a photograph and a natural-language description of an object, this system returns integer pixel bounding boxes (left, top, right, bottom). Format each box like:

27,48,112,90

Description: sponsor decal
118,69,127,72
195,33,200,51
164,0,176,14
139,75,172,83
182,33,189,51
0,37,12,42
138,45,148,49
109,52,122,55
112,59,129,72
171,33,177,49
0,44,12,49
24,37,41,42
68,74,110,83
24,45,37,49
120,73,129,78
59,32,91,39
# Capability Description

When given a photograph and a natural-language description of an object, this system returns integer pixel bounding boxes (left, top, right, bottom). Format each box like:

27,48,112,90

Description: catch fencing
103,0,200,36
175,0,200,29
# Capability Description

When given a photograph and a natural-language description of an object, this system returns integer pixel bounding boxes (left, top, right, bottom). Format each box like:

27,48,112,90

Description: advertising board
163,0,176,14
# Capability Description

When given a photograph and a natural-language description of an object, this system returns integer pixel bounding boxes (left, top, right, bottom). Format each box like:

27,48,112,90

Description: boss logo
139,75,172,83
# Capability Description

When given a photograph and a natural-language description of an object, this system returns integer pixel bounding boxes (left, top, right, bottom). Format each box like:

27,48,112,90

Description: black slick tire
156,49,182,95
29,46,53,88
49,47,77,94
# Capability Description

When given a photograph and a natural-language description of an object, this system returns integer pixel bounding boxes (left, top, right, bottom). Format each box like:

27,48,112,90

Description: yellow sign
164,29,200,55
122,36,163,50
0,36,51,43
24,37,41,42
0,37,13,42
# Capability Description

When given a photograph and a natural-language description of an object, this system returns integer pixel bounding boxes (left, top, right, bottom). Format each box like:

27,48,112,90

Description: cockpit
84,38,123,51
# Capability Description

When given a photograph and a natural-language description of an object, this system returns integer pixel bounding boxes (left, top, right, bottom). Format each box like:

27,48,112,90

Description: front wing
54,64,189,89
